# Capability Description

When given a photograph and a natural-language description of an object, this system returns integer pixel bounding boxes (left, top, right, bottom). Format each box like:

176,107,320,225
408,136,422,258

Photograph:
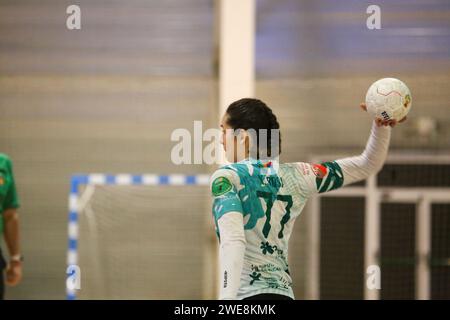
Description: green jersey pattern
0,154,20,236
211,159,344,299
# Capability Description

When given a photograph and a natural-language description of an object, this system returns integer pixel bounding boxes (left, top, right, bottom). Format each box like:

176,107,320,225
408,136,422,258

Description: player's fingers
375,118,383,127
360,103,367,112
389,119,397,127
6,277,19,287
5,268,21,286
5,270,15,285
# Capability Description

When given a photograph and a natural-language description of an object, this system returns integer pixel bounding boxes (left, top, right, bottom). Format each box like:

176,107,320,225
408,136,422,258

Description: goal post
66,173,210,300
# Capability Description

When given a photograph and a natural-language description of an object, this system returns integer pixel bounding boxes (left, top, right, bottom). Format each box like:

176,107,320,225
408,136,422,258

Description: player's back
211,159,312,299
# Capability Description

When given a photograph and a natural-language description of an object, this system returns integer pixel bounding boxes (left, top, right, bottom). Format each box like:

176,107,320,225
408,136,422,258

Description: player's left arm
3,208,22,286
217,212,246,300
3,156,22,286
210,169,246,300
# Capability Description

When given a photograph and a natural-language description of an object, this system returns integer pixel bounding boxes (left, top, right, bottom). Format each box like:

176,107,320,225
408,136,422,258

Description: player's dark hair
225,98,281,159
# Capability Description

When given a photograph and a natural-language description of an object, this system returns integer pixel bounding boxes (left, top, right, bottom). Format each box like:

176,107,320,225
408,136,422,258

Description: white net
76,184,215,299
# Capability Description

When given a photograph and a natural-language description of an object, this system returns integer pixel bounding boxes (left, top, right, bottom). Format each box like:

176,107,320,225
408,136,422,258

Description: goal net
66,174,215,300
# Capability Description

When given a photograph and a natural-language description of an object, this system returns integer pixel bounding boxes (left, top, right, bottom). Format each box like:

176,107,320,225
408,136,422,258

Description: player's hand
5,261,23,286
360,103,407,127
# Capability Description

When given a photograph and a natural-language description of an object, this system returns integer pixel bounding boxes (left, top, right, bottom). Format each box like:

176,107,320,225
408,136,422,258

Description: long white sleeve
336,121,391,186
217,212,246,300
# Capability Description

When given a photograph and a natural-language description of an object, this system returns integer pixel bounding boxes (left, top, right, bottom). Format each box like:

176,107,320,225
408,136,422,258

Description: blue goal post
66,173,210,300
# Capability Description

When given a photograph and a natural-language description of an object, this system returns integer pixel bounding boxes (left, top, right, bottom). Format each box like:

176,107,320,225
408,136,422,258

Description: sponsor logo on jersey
312,164,327,179
211,176,233,197
223,271,228,288
262,161,272,168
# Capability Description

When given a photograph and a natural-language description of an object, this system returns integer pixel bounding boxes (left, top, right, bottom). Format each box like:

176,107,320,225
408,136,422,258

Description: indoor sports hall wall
0,0,216,299
254,0,450,299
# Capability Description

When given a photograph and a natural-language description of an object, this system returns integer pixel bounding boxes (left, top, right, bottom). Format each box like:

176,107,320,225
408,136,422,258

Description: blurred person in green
0,154,22,299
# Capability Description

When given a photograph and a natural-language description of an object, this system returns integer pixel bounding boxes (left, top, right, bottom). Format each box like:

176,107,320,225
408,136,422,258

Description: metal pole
416,196,431,300
364,175,380,300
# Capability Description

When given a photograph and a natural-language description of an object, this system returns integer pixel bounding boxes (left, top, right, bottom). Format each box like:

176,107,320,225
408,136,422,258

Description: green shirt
0,154,20,236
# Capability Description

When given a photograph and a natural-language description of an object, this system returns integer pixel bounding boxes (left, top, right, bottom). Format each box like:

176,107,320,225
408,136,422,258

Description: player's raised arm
210,169,246,300
335,103,408,187
334,103,392,187
294,103,405,197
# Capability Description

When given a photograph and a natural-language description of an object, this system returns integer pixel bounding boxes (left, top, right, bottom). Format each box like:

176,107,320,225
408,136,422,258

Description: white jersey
211,160,345,299
210,122,391,299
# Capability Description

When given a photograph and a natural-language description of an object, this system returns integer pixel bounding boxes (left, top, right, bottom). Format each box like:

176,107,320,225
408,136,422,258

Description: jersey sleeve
293,122,391,198
4,156,20,210
335,123,391,186
294,161,345,198
210,168,244,224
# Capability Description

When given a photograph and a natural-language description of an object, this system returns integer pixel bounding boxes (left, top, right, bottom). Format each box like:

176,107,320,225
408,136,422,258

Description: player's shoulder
210,166,241,197
210,162,242,183
0,153,11,161
0,153,13,167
